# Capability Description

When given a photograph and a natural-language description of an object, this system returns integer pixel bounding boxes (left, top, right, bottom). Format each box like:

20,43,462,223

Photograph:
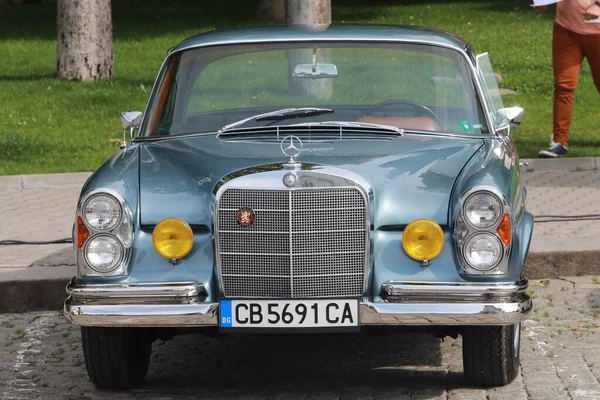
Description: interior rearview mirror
293,63,338,78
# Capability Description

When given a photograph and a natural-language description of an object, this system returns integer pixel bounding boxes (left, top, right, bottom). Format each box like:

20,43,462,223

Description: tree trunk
286,0,332,100
56,0,113,81
286,0,330,25
256,0,286,23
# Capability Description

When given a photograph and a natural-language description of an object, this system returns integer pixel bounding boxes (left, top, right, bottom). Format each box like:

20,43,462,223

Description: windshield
141,42,489,137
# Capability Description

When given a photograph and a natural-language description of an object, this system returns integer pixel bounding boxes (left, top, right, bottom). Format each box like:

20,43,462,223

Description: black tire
462,323,520,387
81,327,153,389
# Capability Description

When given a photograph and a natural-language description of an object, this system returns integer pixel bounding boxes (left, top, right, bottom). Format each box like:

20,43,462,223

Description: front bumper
63,278,532,327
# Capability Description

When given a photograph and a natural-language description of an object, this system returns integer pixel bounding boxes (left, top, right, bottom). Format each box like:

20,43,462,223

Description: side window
475,53,508,131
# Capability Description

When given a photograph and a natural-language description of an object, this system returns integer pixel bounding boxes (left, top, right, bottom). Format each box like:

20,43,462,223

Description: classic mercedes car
64,24,533,389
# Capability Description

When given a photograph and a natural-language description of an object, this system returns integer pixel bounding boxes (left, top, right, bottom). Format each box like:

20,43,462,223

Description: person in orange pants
535,1,600,158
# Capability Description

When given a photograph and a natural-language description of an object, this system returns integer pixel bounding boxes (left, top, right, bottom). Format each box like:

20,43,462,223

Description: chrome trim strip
222,272,364,278
360,300,531,326
169,38,468,57
382,279,528,296
218,228,366,234
136,127,494,143
134,57,167,139
220,207,366,212
66,279,203,298
64,300,531,327
219,250,366,256
289,190,294,297
64,301,219,327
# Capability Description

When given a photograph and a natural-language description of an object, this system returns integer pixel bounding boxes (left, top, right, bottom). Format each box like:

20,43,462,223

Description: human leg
552,23,583,148
581,32,600,94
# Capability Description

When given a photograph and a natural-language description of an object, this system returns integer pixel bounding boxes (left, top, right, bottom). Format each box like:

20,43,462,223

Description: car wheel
81,327,153,389
462,323,520,387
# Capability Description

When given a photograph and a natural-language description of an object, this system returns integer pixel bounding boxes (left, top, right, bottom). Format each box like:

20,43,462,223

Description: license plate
219,299,359,328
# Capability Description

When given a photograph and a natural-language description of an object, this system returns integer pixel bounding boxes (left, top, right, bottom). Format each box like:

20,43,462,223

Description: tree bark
56,0,113,81
286,0,330,25
286,0,332,100
256,0,286,23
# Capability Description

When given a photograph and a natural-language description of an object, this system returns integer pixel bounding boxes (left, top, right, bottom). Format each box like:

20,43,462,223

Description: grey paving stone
20,172,92,190
521,157,597,172
0,175,23,191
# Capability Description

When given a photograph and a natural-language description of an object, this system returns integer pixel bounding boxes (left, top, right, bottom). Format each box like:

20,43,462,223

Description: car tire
81,327,153,389
462,323,520,387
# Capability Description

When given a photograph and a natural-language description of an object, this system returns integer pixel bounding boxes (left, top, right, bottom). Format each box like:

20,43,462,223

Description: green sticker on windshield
460,120,472,132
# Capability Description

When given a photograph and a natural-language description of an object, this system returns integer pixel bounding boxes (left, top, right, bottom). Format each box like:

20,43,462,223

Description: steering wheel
364,99,441,125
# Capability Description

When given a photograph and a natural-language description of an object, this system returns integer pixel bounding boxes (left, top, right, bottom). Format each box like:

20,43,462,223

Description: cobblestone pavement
1,277,599,400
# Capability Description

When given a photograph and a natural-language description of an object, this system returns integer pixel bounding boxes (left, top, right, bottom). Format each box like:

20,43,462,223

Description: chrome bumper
64,278,532,327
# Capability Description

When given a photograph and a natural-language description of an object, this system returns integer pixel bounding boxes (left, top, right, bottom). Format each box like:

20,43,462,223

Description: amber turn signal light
77,216,89,249
497,214,511,246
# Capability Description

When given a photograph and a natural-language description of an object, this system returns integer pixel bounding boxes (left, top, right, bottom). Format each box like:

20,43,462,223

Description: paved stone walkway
0,187,79,268
1,277,599,400
521,170,600,253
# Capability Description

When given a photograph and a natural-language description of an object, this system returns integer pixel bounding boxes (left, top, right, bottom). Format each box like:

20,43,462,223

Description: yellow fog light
402,219,444,261
152,218,194,260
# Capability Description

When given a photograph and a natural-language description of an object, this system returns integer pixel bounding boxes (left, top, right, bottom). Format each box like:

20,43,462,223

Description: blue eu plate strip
220,300,232,328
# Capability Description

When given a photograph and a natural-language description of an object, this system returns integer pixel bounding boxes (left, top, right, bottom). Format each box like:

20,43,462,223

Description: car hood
138,134,483,227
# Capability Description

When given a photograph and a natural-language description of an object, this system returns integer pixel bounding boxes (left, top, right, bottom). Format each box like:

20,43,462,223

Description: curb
0,279,66,313
0,172,92,191
520,157,599,173
0,265,73,313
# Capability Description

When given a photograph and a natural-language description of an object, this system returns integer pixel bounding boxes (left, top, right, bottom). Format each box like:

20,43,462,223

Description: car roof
168,24,470,54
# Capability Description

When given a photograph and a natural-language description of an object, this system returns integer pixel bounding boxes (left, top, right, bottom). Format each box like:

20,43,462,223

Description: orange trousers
553,22,600,147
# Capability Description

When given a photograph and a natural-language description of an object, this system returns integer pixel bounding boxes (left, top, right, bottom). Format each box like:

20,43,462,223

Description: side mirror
120,111,143,129
119,111,143,149
498,106,524,127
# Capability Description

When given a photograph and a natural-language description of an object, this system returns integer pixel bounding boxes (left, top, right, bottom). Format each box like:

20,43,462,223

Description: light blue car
64,24,533,389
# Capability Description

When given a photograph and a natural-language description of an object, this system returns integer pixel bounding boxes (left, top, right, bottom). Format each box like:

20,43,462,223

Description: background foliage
0,0,598,175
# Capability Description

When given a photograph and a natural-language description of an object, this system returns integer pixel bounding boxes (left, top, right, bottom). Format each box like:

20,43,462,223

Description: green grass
1,0,599,175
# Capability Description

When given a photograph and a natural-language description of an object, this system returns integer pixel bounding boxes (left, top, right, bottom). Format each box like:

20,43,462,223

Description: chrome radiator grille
217,188,367,298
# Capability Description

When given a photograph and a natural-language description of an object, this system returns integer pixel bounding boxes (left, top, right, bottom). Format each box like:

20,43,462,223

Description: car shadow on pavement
138,329,469,394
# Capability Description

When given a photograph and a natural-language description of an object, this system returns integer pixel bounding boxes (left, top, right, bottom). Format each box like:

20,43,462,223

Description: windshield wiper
217,107,334,134
289,121,404,134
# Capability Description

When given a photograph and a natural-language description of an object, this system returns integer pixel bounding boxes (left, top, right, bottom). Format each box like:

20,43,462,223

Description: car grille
216,188,368,298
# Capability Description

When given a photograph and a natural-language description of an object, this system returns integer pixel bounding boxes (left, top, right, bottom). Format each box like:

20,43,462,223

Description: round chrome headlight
464,233,502,271
83,194,122,231
464,192,502,229
84,235,123,273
